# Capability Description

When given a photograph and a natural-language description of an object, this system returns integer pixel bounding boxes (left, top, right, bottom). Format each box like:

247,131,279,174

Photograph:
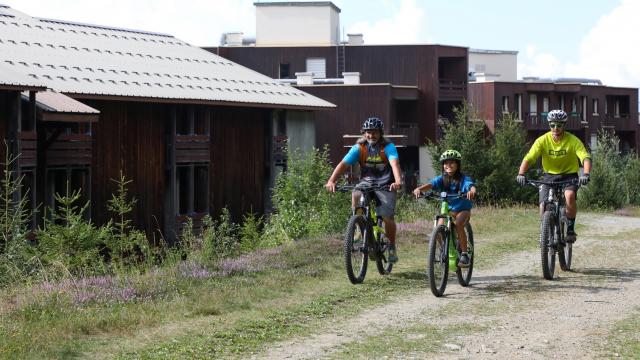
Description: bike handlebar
419,191,467,201
526,178,580,188
336,183,392,193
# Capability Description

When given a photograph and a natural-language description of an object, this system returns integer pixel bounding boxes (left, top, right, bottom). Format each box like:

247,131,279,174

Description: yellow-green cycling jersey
523,132,591,174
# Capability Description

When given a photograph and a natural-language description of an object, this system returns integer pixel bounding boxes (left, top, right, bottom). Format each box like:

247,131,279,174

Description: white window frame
542,96,549,113
502,96,509,113
529,94,537,115
592,98,599,115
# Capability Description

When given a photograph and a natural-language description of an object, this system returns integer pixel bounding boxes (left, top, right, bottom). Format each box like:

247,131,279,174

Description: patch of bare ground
253,214,640,359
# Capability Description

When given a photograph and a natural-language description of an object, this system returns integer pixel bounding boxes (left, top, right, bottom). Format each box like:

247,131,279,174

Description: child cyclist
412,150,477,267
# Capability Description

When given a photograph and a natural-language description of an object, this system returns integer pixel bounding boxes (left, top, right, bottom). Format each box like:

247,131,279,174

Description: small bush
579,131,626,209
239,211,263,253
36,187,112,278
265,146,350,243
202,208,240,262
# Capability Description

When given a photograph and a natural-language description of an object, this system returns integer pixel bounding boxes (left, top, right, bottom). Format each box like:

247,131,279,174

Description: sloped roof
0,5,334,109
0,61,46,90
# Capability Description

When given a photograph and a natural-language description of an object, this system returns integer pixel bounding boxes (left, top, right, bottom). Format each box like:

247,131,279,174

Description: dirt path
253,214,640,359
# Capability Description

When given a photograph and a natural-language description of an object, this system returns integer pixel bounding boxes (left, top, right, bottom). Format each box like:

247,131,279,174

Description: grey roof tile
0,6,334,108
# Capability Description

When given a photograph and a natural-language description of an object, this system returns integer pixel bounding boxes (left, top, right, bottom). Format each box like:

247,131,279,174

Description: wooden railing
176,135,210,163
438,79,467,100
47,134,92,166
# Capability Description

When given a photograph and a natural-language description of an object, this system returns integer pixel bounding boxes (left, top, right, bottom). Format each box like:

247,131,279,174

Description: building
468,49,518,82
208,1,468,186
0,4,333,242
469,80,640,153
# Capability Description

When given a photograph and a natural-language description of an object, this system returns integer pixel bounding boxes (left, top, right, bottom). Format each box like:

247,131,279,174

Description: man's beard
367,138,378,145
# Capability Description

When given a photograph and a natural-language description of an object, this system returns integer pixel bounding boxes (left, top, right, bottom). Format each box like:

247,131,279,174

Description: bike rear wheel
375,232,393,275
540,211,556,280
456,223,474,286
558,207,572,271
344,215,368,284
428,225,449,297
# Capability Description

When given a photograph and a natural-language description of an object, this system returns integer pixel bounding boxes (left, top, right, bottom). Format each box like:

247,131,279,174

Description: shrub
202,208,240,262
106,171,151,270
578,130,626,209
36,186,111,278
0,145,38,285
265,146,350,243
239,211,263,253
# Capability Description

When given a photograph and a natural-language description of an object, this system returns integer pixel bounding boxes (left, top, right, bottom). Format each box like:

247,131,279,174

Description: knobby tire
428,225,449,297
456,223,474,286
344,215,368,284
558,207,573,271
540,211,556,280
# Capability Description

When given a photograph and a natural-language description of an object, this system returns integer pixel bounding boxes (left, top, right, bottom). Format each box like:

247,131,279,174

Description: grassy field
0,205,622,359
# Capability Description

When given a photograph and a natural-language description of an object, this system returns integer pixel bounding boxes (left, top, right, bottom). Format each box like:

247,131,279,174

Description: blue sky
3,0,639,89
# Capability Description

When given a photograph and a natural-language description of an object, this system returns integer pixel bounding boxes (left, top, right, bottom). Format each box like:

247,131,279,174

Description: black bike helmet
439,149,462,163
361,117,384,133
547,109,568,122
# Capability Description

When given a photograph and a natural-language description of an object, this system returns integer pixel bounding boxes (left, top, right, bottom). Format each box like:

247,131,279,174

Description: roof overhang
22,90,100,123
391,85,420,100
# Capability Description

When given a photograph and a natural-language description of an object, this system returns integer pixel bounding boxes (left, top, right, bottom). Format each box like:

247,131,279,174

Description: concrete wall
256,4,340,46
287,110,315,153
469,51,518,82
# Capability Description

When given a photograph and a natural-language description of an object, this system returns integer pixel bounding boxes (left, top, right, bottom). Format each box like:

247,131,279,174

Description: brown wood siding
469,82,640,153
87,100,168,239
298,85,392,165
210,106,268,221
0,91,12,162
213,44,469,146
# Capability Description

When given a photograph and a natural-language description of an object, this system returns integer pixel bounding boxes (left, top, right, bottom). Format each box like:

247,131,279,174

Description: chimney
224,32,243,46
295,72,314,85
347,33,363,45
342,72,360,85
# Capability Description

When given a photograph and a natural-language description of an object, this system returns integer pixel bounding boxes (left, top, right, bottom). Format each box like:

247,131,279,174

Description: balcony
601,114,637,131
525,112,585,131
176,135,210,163
438,79,467,100
48,134,93,166
390,123,420,146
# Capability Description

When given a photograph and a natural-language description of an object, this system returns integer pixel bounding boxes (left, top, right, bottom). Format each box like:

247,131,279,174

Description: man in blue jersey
325,117,403,263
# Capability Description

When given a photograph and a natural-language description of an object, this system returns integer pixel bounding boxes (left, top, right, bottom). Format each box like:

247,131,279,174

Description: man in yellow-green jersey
516,109,592,243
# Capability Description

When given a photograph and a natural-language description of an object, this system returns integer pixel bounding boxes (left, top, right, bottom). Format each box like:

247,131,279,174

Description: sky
2,0,639,90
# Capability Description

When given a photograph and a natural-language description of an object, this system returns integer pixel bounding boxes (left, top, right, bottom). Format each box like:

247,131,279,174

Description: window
581,96,587,121
279,63,291,79
176,163,209,215
592,98,599,115
558,95,565,111
305,57,326,78
571,98,577,113
515,94,522,120
501,96,509,113
614,99,620,117
529,94,537,115
177,105,209,136
542,96,549,113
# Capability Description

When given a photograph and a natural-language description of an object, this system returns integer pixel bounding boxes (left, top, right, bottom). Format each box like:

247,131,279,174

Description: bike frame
354,190,387,255
432,192,464,268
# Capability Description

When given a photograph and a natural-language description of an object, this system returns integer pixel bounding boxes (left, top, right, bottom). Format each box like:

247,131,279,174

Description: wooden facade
469,82,640,154
212,44,468,185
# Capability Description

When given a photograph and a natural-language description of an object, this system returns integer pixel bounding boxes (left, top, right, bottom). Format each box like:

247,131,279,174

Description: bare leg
453,211,471,252
383,216,396,245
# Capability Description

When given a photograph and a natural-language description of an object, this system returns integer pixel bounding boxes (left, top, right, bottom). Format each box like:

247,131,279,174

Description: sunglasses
549,123,564,129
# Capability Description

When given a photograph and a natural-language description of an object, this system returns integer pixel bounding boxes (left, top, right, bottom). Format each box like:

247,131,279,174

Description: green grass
0,206,598,359
602,307,640,359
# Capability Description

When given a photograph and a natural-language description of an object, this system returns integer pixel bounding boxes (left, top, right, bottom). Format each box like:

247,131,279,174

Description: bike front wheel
428,225,449,297
456,222,474,286
375,232,393,275
540,211,556,280
558,208,572,271
344,215,369,284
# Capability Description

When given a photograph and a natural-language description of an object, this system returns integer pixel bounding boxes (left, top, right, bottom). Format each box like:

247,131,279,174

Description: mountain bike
420,191,474,297
527,178,579,280
337,183,394,284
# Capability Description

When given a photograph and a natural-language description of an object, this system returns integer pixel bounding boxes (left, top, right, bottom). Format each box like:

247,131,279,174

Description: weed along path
253,213,640,359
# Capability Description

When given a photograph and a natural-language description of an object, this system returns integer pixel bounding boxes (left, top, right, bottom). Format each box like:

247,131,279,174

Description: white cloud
518,45,563,79
346,0,425,44
519,0,640,88
565,0,640,88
